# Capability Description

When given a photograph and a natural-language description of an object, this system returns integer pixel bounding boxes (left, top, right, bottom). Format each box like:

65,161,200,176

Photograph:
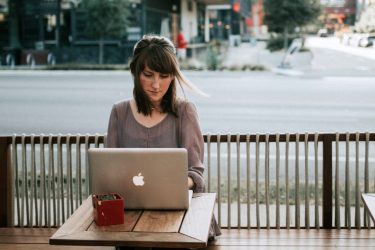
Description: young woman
106,34,220,239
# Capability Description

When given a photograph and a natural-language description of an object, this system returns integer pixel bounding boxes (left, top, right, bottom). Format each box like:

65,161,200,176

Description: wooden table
362,193,375,223
50,193,216,248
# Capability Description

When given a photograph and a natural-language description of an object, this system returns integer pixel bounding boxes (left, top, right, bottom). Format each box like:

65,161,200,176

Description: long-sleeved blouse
105,98,221,238
106,99,205,192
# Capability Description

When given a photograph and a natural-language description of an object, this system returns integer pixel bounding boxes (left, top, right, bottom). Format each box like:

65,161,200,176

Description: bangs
137,44,177,75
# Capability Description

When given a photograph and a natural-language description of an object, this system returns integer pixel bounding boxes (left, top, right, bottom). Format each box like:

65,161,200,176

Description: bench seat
1,227,375,249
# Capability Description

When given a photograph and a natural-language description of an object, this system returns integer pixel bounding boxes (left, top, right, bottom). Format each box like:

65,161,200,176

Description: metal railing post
322,134,333,229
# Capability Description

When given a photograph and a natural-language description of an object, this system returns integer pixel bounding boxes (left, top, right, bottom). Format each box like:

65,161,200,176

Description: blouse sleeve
180,101,205,193
105,104,119,148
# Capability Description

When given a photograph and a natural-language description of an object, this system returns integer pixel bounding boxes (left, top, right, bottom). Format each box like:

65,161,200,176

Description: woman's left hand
188,177,195,190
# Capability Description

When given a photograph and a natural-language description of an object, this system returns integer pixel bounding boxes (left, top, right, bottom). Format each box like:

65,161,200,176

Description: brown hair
129,35,182,116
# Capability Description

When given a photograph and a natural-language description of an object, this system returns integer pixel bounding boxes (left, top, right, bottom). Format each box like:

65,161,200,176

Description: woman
106,35,221,239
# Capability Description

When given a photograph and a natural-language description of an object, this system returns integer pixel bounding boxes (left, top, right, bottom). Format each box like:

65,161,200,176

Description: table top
50,193,216,248
361,193,375,223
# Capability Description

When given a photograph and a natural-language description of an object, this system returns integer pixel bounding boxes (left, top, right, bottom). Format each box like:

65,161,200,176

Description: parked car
317,28,328,37
359,35,375,47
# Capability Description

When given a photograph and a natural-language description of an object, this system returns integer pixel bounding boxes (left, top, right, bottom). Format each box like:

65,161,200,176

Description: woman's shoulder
112,100,131,111
176,98,198,116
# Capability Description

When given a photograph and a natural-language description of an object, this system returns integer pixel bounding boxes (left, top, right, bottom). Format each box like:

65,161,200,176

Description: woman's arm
105,105,119,148
180,101,205,193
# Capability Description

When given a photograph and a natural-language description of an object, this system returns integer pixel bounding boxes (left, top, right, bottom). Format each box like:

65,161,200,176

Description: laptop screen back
88,148,189,210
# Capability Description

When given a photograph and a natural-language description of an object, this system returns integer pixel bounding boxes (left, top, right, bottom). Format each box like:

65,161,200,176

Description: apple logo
132,172,145,186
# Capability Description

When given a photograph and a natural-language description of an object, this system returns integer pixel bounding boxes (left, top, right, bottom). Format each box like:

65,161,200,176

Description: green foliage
80,0,130,40
263,0,321,33
205,41,222,70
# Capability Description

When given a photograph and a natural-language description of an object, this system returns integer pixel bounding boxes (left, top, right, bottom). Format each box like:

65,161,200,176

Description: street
0,70,374,135
0,37,374,135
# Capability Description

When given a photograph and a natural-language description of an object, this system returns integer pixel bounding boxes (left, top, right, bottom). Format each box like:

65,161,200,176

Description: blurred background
0,0,373,68
1,0,375,134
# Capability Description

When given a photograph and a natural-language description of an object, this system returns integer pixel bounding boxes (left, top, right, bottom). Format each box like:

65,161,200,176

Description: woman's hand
188,177,195,190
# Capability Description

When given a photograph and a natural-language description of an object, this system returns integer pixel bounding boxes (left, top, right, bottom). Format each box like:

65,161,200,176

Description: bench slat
0,243,112,250
2,228,375,249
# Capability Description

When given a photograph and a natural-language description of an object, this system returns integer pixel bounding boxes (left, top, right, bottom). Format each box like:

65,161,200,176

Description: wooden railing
1,133,375,229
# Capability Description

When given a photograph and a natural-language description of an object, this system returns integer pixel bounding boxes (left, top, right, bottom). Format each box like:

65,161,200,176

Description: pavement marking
357,66,371,71
322,76,375,81
271,67,304,76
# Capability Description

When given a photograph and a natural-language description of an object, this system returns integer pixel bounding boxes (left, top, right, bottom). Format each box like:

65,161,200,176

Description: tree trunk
283,26,288,51
99,37,104,64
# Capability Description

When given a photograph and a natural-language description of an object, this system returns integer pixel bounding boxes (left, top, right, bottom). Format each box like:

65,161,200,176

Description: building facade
0,0,252,65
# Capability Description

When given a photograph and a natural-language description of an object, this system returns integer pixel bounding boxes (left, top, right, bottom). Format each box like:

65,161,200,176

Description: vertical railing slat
275,133,280,229
265,134,270,229
57,135,64,225
39,134,46,227
76,134,82,208
47,135,54,227
304,133,309,229
236,134,241,228
295,133,300,229
364,132,370,228
246,134,251,229
30,135,35,227
335,133,340,229
67,135,74,216
355,132,360,228
314,133,320,229
85,134,90,199
345,132,351,228
217,134,221,227
227,134,231,229
255,134,260,228
21,134,28,227
285,133,290,229
207,133,211,193
12,135,20,227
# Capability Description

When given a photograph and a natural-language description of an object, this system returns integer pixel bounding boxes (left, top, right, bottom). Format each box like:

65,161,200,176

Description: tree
263,0,321,50
356,4,375,33
80,0,129,64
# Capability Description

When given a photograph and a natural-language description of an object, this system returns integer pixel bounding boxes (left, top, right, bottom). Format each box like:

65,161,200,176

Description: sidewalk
222,36,375,75
222,41,313,71
305,36,375,61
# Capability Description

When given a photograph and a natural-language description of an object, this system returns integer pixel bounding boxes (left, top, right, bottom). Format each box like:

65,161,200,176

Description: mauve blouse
105,99,205,193
105,98,221,238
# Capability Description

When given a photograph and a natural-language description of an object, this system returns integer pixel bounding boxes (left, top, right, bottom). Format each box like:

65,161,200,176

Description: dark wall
51,44,134,64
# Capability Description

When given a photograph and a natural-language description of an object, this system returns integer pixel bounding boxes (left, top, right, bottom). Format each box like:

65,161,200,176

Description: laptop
88,148,190,210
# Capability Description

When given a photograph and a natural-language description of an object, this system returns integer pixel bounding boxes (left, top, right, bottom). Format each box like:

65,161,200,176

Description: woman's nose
151,77,160,89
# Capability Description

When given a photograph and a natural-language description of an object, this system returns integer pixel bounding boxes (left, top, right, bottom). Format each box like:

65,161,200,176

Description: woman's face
139,65,174,106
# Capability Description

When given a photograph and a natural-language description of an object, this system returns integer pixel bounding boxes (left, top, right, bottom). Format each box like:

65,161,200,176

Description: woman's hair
129,34,205,117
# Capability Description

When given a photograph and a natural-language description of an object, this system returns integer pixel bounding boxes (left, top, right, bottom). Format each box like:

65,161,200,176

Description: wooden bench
2,227,375,249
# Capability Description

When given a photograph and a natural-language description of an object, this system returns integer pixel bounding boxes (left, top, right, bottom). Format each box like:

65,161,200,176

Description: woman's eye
160,75,169,78
143,72,152,77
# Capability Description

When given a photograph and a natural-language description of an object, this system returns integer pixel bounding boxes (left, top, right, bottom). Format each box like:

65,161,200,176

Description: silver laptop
88,148,189,210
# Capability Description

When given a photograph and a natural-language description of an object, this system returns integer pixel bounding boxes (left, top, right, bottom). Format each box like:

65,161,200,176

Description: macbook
88,148,190,210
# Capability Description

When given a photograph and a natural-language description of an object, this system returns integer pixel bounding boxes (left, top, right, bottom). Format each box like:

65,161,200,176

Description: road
0,69,374,135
